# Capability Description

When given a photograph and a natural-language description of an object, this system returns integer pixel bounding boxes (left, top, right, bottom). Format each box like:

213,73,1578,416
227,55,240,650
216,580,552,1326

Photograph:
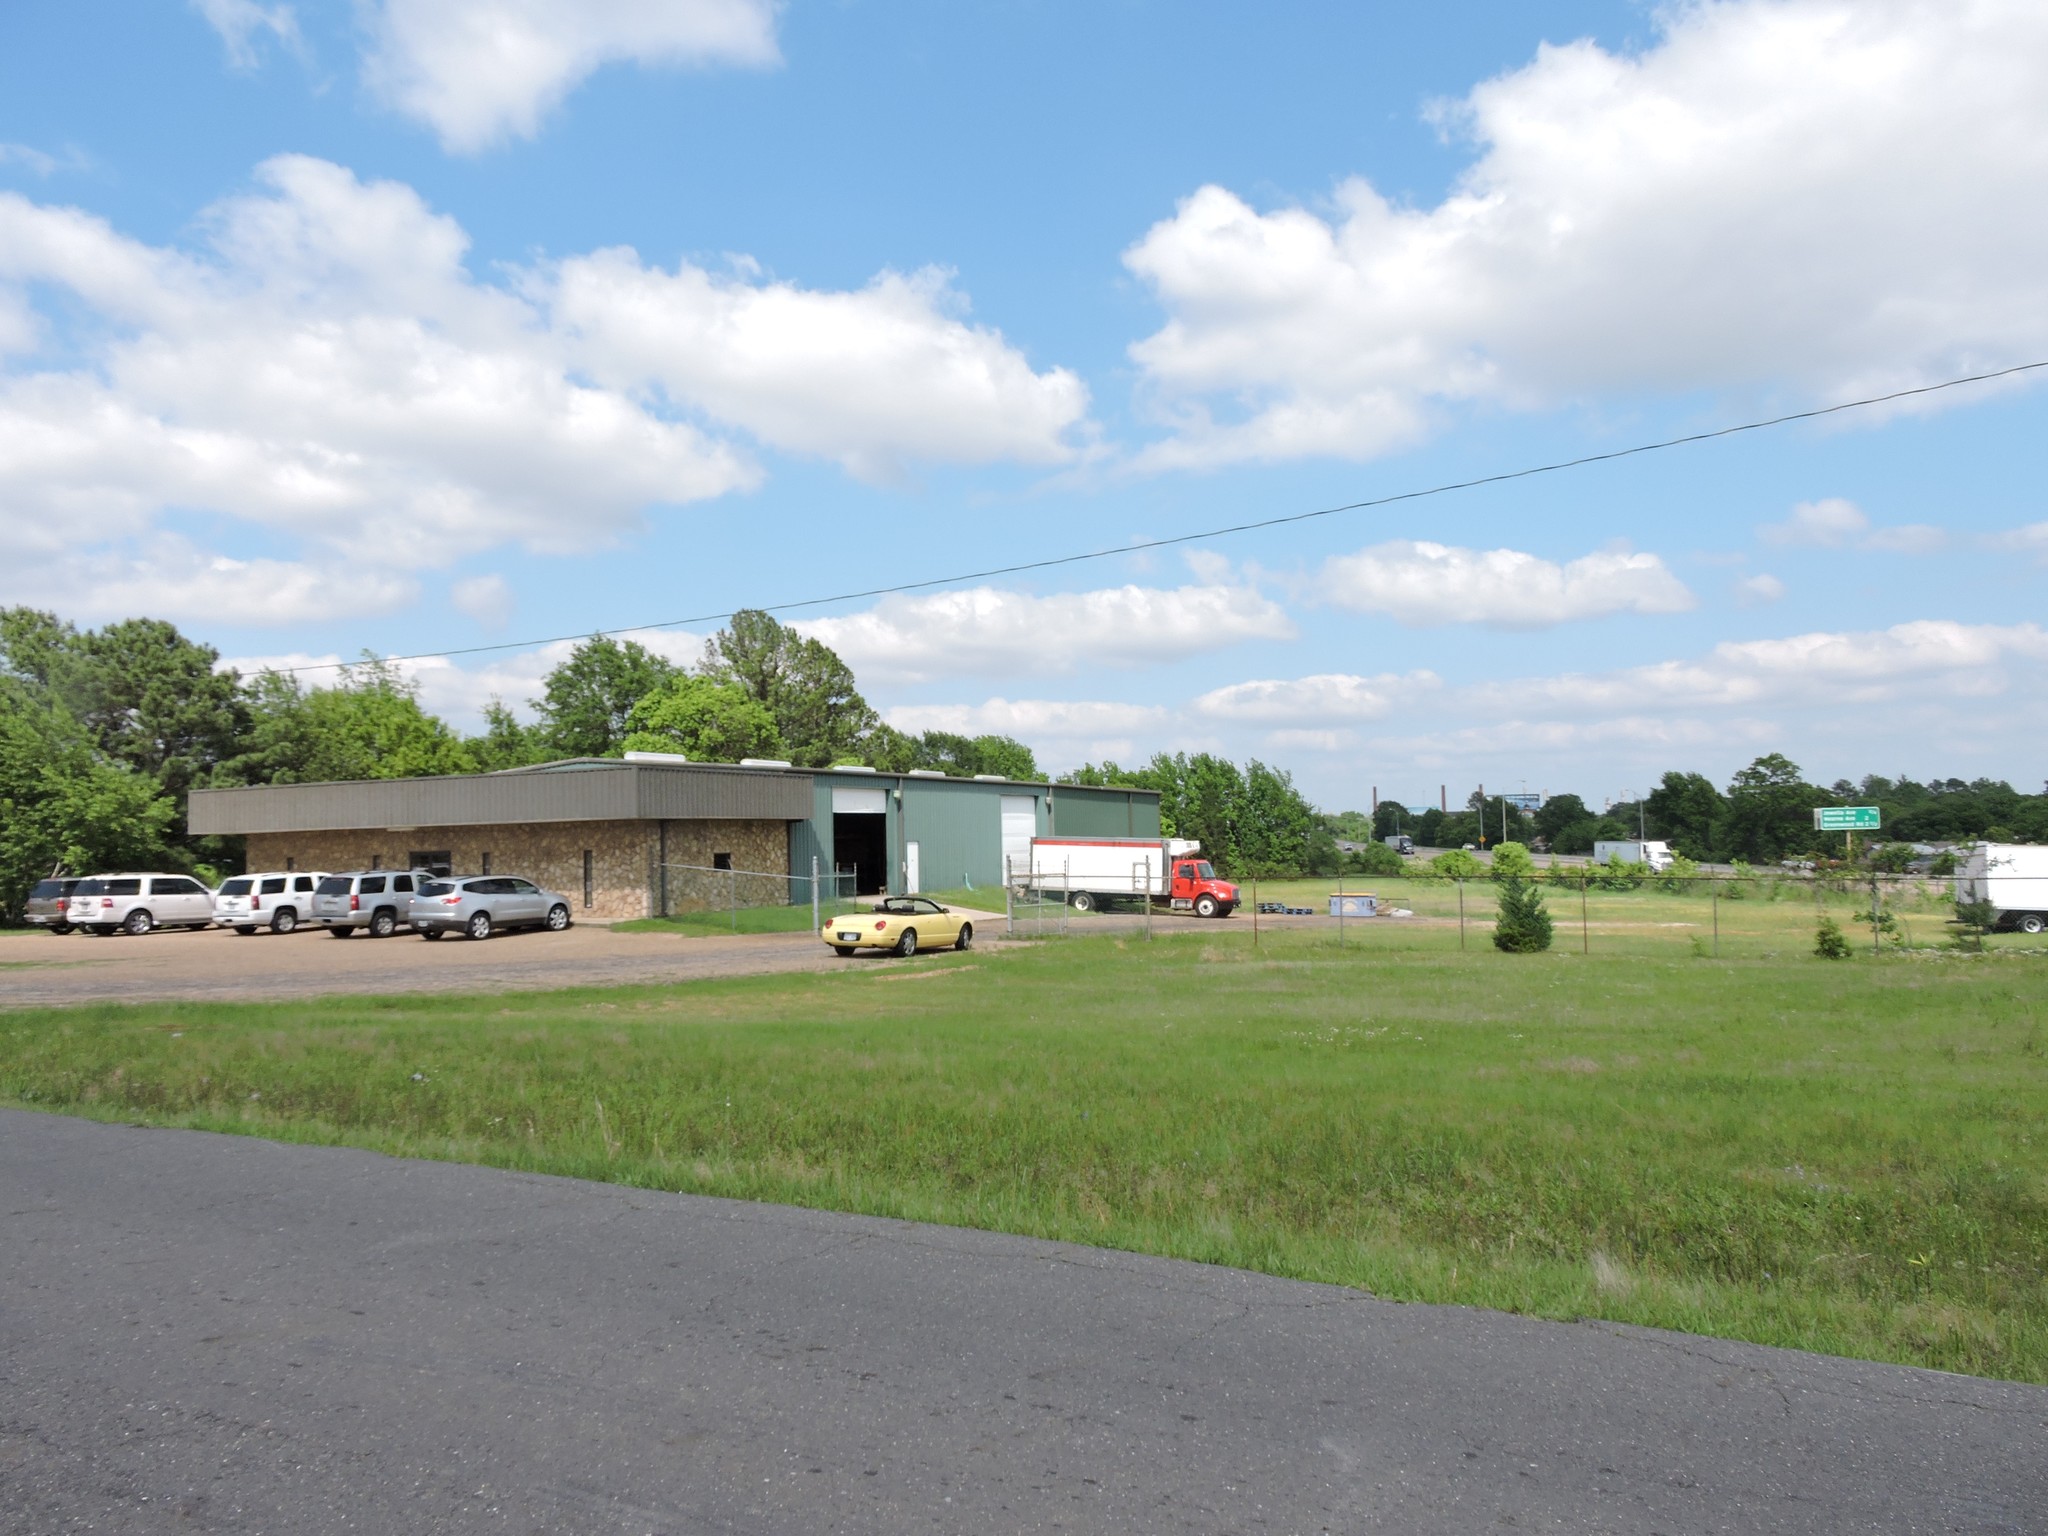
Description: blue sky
3,0,2044,811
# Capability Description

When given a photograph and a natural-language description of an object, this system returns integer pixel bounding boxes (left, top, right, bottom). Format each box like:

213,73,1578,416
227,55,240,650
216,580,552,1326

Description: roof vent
972,774,1008,781
906,769,947,778
830,764,876,774
738,758,793,768
623,750,690,765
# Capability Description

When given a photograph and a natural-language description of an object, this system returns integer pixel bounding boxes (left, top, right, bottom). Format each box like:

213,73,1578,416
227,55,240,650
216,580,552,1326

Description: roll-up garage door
1000,795,1036,880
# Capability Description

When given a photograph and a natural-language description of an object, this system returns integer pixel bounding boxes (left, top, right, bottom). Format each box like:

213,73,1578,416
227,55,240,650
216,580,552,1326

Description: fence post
812,855,820,933
1337,870,1345,946
1580,871,1589,955
1457,878,1465,950
1870,870,1881,956
1005,856,1014,937
730,867,737,933
1062,859,1070,938
1712,880,1719,958
1253,876,1260,948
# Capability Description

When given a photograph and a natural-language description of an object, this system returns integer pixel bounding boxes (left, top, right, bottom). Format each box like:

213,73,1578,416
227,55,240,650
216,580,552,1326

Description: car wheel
545,904,570,932
891,927,918,957
1068,890,1096,913
329,926,354,939
1194,894,1219,918
123,908,154,936
234,926,257,936
955,923,973,951
832,945,856,957
369,908,397,939
2020,913,2047,935
421,928,443,941
271,908,298,935
49,925,72,936
468,911,493,941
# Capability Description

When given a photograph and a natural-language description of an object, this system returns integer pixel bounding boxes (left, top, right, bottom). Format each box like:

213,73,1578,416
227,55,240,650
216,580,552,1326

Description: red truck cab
1170,859,1238,917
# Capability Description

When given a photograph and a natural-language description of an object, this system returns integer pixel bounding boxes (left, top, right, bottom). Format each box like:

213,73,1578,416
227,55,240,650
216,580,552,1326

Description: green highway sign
1814,806,1881,831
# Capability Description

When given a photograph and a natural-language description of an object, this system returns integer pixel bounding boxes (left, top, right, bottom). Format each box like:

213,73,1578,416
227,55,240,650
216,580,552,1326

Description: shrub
1595,857,1646,891
1656,853,1701,893
1814,916,1853,959
1489,840,1536,880
1428,848,1483,879
1493,874,1554,953
1349,840,1407,877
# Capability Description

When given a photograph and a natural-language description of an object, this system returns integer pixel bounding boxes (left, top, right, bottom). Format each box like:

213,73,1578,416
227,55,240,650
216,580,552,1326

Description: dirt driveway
0,908,1006,1010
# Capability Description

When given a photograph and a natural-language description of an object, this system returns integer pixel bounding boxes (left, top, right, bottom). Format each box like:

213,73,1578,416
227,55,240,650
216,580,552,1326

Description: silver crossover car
407,876,573,940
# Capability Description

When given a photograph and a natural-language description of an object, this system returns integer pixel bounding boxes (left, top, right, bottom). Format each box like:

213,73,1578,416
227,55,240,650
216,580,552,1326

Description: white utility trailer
1956,843,2048,933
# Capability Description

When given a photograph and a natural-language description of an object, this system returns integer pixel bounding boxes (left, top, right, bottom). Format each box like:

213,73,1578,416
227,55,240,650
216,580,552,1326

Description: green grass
4,895,2046,1381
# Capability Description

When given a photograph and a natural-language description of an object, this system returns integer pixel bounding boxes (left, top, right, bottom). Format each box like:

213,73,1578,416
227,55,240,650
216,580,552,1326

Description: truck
1014,836,1240,917
1593,839,1676,873
1382,834,1414,855
1956,843,2048,933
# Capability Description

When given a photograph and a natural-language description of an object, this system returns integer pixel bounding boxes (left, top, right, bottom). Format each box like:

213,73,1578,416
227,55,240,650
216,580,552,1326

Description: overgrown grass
4,905,2046,1381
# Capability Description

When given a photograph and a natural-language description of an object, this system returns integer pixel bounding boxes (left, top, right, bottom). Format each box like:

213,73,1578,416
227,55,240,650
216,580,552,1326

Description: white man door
1000,796,1036,881
905,841,921,895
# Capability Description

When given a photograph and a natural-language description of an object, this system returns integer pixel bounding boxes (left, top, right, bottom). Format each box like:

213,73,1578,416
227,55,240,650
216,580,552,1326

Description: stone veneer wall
244,819,792,923
653,819,793,914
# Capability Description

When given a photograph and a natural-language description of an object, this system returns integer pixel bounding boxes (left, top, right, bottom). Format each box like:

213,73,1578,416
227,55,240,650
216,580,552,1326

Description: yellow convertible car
823,896,973,957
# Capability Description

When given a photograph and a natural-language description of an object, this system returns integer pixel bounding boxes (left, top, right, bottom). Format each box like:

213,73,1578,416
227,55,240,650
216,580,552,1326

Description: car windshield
219,878,252,896
1193,861,1216,880
315,876,352,896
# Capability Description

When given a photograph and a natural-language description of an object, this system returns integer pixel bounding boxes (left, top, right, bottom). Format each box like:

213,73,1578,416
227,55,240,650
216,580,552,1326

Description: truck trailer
1956,843,2048,933
1014,836,1239,917
1593,839,1675,872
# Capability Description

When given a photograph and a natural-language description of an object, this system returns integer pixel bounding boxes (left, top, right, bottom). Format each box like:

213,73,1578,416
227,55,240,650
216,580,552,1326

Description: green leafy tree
1489,840,1536,880
701,610,878,768
621,675,786,762
1349,840,1407,877
227,660,473,784
911,731,1040,780
533,636,681,759
1531,793,1590,847
1644,771,1726,859
0,678,175,921
1429,848,1483,878
467,699,548,772
1236,760,1314,876
1492,874,1554,952
1721,753,1821,864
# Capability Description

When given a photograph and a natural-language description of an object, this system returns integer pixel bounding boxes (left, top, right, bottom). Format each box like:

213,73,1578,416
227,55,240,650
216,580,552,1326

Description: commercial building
187,758,1161,921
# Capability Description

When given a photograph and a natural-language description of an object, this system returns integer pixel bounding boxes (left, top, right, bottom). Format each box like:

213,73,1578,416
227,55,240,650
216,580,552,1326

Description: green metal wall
1049,788,1158,838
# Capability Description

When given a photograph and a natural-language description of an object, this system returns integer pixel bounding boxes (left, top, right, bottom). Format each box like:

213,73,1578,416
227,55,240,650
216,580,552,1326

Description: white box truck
1593,839,1676,872
1956,843,2048,933
1015,836,1240,917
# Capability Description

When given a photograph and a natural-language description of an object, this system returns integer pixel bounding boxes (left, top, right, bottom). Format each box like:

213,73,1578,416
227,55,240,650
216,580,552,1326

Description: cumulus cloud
1758,498,1949,553
1123,0,2048,466
884,698,1174,768
552,252,1089,480
1314,540,1693,627
192,0,301,68
1192,671,1440,727
0,537,416,627
0,157,1084,620
1993,522,2048,561
1734,572,1785,606
361,0,782,152
795,571,1291,684
450,574,514,628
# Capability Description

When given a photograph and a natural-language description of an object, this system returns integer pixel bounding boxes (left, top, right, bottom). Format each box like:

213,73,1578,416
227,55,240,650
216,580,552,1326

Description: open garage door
833,785,890,895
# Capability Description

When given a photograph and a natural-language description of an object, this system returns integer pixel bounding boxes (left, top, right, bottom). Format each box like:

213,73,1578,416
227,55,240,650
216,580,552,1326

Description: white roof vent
738,758,793,768
830,764,876,773
906,769,947,778
972,774,1008,781
623,750,689,765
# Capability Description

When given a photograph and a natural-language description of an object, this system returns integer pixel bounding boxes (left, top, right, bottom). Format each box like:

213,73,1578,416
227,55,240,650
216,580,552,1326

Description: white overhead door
1000,796,1036,880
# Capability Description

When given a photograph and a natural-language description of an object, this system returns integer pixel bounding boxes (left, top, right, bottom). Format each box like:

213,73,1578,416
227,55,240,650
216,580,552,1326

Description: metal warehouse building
187,758,1161,921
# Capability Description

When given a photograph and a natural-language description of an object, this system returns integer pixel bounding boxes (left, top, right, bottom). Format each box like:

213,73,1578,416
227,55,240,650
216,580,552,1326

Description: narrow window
370,853,382,870
712,852,733,871
582,850,594,908
285,856,295,871
481,851,492,875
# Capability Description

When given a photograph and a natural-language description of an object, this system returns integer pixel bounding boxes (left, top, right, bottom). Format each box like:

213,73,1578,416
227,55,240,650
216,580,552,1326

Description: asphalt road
3,1112,2042,1535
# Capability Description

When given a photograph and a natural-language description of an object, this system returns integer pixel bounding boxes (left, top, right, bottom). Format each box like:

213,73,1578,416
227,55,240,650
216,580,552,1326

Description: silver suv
24,878,82,933
310,870,426,938
215,871,327,935
70,874,216,936
408,876,573,940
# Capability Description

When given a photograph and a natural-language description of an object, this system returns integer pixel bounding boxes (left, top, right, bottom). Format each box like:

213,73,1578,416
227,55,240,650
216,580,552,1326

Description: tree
0,678,175,921
621,675,786,762
1721,753,1820,864
910,731,1040,780
1532,793,1590,847
1349,840,1407,877
1236,761,1315,876
467,699,548,772
701,610,878,768
533,636,681,758
226,660,474,785
1492,873,1554,952
1490,840,1536,880
1644,771,1725,859
1429,848,1483,878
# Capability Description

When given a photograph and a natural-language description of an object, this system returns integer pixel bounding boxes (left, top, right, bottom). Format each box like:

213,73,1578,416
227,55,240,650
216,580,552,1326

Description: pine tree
1492,873,1554,953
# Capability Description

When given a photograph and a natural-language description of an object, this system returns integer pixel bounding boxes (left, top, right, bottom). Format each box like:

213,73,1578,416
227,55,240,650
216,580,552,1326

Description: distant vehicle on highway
1595,839,1676,872
824,896,972,957
70,874,216,936
1382,834,1414,855
215,871,327,935
408,876,573,940
311,870,427,938
24,877,81,934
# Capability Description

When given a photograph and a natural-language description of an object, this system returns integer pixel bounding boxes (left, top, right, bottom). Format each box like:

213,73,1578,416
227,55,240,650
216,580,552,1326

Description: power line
269,359,2048,677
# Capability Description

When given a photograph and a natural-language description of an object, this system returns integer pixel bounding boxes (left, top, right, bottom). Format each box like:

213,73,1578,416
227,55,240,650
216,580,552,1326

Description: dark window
409,850,452,877
285,856,295,871
294,877,315,893
219,878,253,897
370,854,382,870
259,877,287,895
508,879,539,894
106,879,141,897
31,880,63,899
582,851,593,909
359,876,386,895
419,881,453,897
392,874,414,894
316,876,351,896
481,851,492,875
712,852,733,871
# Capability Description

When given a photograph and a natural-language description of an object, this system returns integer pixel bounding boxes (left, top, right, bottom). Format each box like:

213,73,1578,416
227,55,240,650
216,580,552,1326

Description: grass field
4,885,2045,1381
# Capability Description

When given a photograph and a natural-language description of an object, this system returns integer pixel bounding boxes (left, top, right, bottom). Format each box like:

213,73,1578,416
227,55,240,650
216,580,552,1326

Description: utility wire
271,359,2048,677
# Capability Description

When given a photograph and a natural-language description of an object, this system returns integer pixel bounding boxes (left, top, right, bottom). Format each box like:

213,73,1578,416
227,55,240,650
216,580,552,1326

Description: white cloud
192,0,301,68
795,571,1292,684
1734,572,1785,606
884,697,1173,769
1758,497,1949,553
1123,0,2048,466
1861,523,1948,555
1192,671,1440,727
1994,522,2048,561
1314,540,1693,627
552,251,1089,480
0,536,415,627
361,0,782,152
450,574,514,628
0,156,1084,614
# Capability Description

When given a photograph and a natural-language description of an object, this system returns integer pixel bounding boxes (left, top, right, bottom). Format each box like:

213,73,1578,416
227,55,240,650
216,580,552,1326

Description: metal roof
189,760,816,835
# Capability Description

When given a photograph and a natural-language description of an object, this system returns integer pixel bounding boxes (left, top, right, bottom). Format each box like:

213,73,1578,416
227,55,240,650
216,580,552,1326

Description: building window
409,850,452,877
370,853,382,870
712,852,733,871
481,851,492,875
582,850,593,908
285,856,295,871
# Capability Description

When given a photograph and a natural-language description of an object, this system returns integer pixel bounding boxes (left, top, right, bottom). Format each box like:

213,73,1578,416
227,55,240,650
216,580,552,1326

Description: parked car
822,896,973,957
310,870,428,938
69,874,216,936
215,871,328,935
24,877,82,933
407,876,573,940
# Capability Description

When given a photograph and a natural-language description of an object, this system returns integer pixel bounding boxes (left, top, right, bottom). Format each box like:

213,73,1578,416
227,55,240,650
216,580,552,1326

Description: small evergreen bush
1493,874,1554,953
1813,916,1852,959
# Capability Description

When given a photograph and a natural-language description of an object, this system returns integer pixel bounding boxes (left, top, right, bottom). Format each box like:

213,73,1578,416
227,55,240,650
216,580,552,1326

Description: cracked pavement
2,1110,2042,1533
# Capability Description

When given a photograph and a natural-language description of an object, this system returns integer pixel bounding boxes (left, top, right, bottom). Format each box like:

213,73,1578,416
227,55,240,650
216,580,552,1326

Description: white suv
215,871,328,935
71,874,216,936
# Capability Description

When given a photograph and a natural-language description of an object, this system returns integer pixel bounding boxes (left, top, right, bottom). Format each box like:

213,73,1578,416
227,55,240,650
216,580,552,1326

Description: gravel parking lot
0,916,1005,1010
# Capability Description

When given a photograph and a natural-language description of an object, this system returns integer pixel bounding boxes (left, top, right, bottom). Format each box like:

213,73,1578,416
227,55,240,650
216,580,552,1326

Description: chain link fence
649,858,862,936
